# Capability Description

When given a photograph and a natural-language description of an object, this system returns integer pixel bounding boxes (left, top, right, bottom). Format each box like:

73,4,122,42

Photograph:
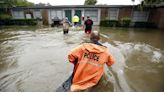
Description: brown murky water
0,26,164,92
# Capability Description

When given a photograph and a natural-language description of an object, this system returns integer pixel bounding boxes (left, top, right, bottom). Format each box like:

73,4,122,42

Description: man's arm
68,45,82,64
106,53,115,66
83,21,87,29
84,20,87,25
91,20,93,26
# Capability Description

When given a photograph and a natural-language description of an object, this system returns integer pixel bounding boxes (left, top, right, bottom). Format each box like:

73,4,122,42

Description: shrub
0,19,37,25
0,14,12,20
100,20,119,27
133,22,157,28
120,17,131,27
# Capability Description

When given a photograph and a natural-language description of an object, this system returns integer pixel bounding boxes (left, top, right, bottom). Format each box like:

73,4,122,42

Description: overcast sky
28,0,141,5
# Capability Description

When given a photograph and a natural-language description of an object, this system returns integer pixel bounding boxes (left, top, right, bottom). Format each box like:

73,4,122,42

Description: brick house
10,4,164,29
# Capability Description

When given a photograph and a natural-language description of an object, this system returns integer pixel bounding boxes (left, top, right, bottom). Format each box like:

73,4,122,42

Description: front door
75,10,82,25
65,10,72,22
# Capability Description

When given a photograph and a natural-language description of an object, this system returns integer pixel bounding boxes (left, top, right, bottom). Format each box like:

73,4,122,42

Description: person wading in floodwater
67,31,115,92
72,15,80,27
61,17,72,34
84,16,93,34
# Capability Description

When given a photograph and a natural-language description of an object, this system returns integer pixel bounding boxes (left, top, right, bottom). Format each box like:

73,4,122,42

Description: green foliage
84,0,97,5
138,0,163,10
0,19,37,25
0,0,34,8
120,17,131,27
100,19,157,28
134,22,157,28
100,20,119,27
0,14,12,19
142,0,164,4
0,0,13,8
15,0,34,6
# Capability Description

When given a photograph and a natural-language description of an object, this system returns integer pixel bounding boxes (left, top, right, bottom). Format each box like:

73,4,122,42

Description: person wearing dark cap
84,16,93,34
68,31,115,92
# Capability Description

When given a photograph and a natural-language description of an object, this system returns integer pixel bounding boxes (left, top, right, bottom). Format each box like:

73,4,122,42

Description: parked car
51,17,61,27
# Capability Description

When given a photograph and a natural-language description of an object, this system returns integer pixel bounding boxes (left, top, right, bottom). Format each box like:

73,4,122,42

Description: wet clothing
74,22,78,26
72,15,80,26
85,30,91,34
68,42,115,91
56,74,73,92
63,29,69,34
84,19,93,33
61,19,71,34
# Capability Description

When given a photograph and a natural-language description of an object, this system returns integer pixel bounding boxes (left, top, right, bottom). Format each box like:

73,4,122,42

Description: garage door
132,11,149,22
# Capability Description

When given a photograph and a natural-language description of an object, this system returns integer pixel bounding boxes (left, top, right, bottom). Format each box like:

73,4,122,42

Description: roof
11,4,164,10
12,5,135,9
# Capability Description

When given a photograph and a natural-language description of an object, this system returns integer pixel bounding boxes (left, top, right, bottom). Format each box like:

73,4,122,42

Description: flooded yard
0,26,164,92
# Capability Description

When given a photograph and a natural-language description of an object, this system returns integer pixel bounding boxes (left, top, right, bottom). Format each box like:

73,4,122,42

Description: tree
0,0,14,8
14,0,34,6
141,0,164,5
0,0,34,8
84,0,97,5
35,2,51,6
0,0,34,15
137,0,163,10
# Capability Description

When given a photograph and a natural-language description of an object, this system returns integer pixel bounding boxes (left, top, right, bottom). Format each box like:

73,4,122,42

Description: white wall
25,14,32,19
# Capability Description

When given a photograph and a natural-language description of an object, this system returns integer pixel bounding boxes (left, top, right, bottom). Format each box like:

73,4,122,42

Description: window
109,8,119,20
132,11,149,22
34,10,42,19
50,10,63,20
12,11,24,19
84,10,98,22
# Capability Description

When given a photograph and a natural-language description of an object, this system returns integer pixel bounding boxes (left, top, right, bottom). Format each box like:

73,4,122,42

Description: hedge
100,20,157,28
0,19,37,25
100,20,119,27
120,18,131,27
0,14,12,20
133,22,157,28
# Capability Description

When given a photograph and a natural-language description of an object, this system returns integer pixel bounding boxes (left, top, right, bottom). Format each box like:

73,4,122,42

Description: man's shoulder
82,42,107,50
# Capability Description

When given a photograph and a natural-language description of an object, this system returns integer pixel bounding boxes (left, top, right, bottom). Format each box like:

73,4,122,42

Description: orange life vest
68,43,115,91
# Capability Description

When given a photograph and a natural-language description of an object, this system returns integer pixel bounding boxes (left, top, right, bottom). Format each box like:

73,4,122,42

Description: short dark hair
90,31,100,41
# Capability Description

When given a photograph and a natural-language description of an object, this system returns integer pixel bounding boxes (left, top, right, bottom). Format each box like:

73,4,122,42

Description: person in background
68,31,115,92
61,17,72,34
72,15,80,26
84,16,93,34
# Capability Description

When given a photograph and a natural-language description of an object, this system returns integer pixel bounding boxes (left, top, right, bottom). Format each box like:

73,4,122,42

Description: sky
28,0,141,5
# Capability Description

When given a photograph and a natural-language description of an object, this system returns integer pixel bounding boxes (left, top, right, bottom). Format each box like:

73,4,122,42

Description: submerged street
0,26,164,92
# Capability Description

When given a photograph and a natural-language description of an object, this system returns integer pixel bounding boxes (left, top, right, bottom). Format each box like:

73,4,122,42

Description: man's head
90,31,100,41
87,16,90,19
65,17,68,20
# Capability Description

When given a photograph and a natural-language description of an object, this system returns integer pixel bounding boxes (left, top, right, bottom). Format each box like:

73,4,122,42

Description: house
10,5,164,29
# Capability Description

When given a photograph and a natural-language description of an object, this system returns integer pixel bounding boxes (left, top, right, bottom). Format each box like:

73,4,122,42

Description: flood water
0,26,164,92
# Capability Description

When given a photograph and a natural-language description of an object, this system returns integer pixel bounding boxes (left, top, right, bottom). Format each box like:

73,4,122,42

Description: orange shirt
68,43,115,91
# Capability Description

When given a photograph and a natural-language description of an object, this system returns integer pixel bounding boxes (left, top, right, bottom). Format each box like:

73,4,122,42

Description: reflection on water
0,26,164,92
100,27,164,50
100,27,164,92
